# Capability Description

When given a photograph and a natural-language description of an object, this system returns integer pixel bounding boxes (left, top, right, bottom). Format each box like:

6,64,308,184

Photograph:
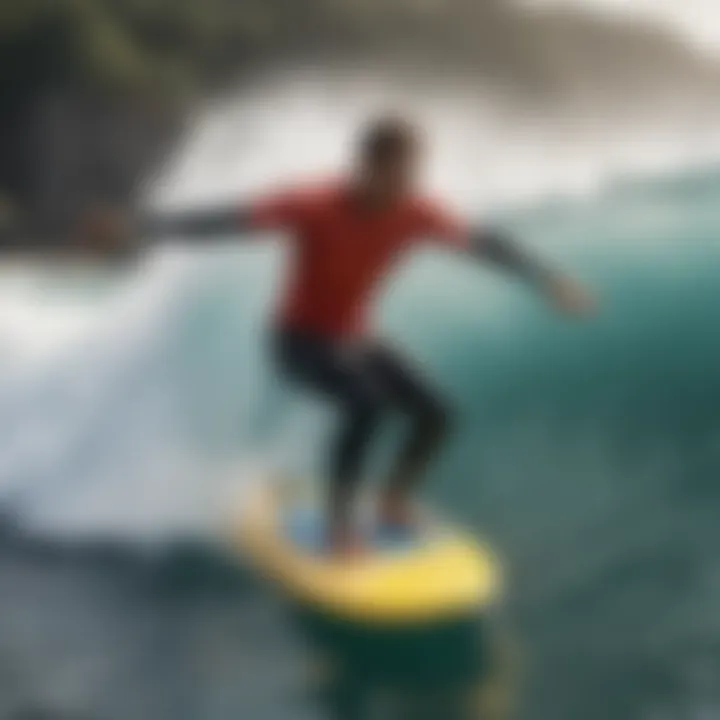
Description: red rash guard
250,181,468,338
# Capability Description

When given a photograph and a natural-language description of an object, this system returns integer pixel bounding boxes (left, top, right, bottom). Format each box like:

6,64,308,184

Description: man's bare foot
328,524,367,560
377,491,421,532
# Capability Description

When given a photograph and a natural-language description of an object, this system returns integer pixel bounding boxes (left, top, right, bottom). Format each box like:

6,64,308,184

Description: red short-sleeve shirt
250,180,468,337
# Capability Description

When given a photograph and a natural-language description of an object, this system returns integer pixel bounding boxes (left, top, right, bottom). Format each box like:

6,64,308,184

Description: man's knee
414,396,453,440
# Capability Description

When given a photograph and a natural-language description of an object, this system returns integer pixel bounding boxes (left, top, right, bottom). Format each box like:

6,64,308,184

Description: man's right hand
75,204,138,259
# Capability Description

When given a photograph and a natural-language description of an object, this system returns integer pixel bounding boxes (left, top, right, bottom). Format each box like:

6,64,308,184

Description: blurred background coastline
3,0,720,253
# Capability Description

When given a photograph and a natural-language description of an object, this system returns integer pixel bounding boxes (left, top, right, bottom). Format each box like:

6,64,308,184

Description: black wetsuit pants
274,328,451,496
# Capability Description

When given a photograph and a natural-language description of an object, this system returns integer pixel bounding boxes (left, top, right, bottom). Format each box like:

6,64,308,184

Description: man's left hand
544,275,596,316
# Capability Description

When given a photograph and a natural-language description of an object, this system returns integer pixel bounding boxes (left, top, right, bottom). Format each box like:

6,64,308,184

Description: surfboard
233,479,501,625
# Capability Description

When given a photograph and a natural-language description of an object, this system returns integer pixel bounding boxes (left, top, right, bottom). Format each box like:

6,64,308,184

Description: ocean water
2,81,720,719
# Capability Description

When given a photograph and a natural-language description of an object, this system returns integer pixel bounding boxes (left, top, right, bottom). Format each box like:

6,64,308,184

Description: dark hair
359,115,420,166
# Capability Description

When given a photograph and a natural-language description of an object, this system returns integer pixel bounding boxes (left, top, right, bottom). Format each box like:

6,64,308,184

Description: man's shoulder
404,193,450,221
281,176,347,205
404,193,468,242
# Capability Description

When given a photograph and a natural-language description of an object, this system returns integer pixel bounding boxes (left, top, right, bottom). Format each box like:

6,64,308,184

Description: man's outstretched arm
76,202,254,258
78,191,301,258
137,204,254,240
138,187,307,242
419,201,593,314
468,226,550,284
466,225,594,314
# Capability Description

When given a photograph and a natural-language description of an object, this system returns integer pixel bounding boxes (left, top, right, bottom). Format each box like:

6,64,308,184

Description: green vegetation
0,0,297,238
1,0,264,97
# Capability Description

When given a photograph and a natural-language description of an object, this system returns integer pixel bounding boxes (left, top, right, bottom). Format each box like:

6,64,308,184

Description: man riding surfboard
85,115,594,556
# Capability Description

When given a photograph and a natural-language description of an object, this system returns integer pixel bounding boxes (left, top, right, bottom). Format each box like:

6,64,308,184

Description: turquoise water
1,163,720,719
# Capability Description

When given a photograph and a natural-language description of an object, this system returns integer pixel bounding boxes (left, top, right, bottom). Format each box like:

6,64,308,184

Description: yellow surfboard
232,480,501,625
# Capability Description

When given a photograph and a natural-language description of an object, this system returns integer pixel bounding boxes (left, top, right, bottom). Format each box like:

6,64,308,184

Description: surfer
85,115,593,556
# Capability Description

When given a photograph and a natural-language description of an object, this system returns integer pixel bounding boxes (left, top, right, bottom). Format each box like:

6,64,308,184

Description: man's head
356,115,423,206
